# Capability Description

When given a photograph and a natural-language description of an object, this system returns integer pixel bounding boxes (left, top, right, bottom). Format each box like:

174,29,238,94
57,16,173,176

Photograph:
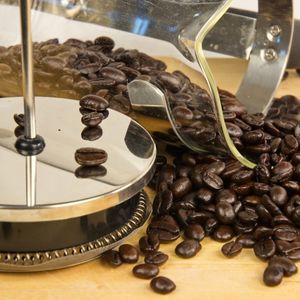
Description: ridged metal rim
0,191,151,272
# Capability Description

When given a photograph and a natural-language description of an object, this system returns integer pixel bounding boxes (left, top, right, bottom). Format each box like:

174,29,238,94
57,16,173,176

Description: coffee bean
196,188,214,204
175,239,201,258
271,161,293,183
13,113,24,127
75,148,107,166
100,67,127,84
81,126,103,141
75,165,107,178
79,94,109,112
273,225,298,242
253,226,273,240
101,250,122,267
157,72,183,93
215,201,235,224
221,241,242,257
203,171,224,190
270,186,288,206
132,264,159,279
119,244,139,263
170,177,192,199
81,112,104,127
139,233,160,254
254,239,276,259
206,161,226,175
231,170,254,184
263,265,284,286
144,251,169,266
236,233,256,248
215,189,237,205
242,130,265,145
94,36,115,52
150,276,176,294
269,256,297,277
213,225,234,242
226,122,243,137
184,224,205,241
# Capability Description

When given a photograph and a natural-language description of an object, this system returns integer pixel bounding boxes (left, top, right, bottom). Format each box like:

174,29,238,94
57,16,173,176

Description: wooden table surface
1,59,299,300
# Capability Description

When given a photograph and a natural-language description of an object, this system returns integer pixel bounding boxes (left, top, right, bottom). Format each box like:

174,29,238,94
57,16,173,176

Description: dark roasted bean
81,126,103,141
270,185,288,206
150,276,176,294
254,226,273,240
145,251,169,266
269,256,297,277
75,165,107,178
263,265,284,286
236,233,256,248
119,244,139,263
273,225,298,242
139,233,160,254
81,112,104,127
13,113,24,127
170,177,192,199
101,250,122,267
132,264,159,279
215,201,235,224
196,188,214,204
212,225,234,242
242,130,265,145
75,148,107,166
231,170,254,184
203,171,224,190
254,239,276,259
175,239,201,258
184,224,205,241
80,94,109,112
221,241,243,257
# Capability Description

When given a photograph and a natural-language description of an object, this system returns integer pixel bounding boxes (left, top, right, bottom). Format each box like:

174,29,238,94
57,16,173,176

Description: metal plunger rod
20,0,36,139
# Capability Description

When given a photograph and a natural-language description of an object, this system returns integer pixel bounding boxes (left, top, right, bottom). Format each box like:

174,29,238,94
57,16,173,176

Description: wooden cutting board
0,59,299,300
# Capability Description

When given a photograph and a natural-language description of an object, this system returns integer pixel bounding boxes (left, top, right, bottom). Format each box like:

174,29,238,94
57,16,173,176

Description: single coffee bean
270,186,288,206
203,171,224,190
215,201,235,224
269,256,298,277
213,225,234,242
75,165,107,178
242,130,265,145
206,161,226,175
263,265,284,286
221,241,243,257
175,239,201,258
184,224,205,241
196,188,214,204
170,177,192,199
75,148,107,166
132,264,159,279
150,276,176,294
139,233,160,254
81,126,103,141
231,170,254,184
157,71,183,93
144,251,169,266
215,189,237,205
236,233,256,248
119,244,139,263
226,122,243,138
253,226,273,240
273,225,298,242
101,250,122,267
94,36,115,52
13,113,24,127
253,238,276,259
81,112,104,127
99,67,127,84
79,94,109,112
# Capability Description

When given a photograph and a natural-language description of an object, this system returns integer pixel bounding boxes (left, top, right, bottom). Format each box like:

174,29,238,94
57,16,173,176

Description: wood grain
0,59,299,300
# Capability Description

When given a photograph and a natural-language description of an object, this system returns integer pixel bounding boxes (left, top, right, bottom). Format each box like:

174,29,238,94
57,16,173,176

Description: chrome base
0,191,151,272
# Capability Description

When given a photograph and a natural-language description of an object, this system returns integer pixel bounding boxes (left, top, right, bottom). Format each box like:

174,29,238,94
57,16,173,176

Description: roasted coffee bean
261,195,282,216
139,233,160,254
119,244,139,263
79,94,109,112
253,226,273,240
253,182,270,195
243,195,261,206
157,72,182,93
269,256,297,277
263,265,284,286
14,125,24,138
150,276,176,294
196,188,214,204
13,113,24,127
273,225,298,242
172,106,194,123
254,164,270,183
75,165,107,178
226,122,243,138
170,177,192,199
270,186,288,206
254,239,276,259
237,209,258,225
271,161,294,183
242,130,265,145
236,233,256,248
144,251,169,266
81,126,103,141
132,264,159,279
215,201,235,224
75,148,107,166
206,161,226,175
203,171,223,190
273,119,295,134
81,112,104,127
215,189,237,205
247,144,271,155
175,239,201,258
184,224,205,241
157,164,176,187
231,170,254,184
94,36,115,52
205,218,218,235
99,67,127,84
241,114,264,128
213,225,234,242
101,250,122,267
221,241,243,257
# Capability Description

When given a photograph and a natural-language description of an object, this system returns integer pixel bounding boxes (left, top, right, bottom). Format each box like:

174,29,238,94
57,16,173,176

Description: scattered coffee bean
75,147,107,166
132,264,159,279
144,251,169,266
263,265,284,286
101,250,122,267
119,244,139,263
150,276,176,294
175,239,201,258
221,241,243,257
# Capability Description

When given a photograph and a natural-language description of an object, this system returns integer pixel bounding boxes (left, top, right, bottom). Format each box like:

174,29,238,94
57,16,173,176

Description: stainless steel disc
0,96,156,222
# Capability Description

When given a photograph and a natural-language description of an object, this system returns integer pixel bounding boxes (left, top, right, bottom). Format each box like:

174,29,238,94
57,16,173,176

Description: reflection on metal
25,156,36,207
0,97,156,222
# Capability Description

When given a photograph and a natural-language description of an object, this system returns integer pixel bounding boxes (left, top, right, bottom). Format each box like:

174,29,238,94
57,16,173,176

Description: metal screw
264,48,278,62
268,25,282,38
